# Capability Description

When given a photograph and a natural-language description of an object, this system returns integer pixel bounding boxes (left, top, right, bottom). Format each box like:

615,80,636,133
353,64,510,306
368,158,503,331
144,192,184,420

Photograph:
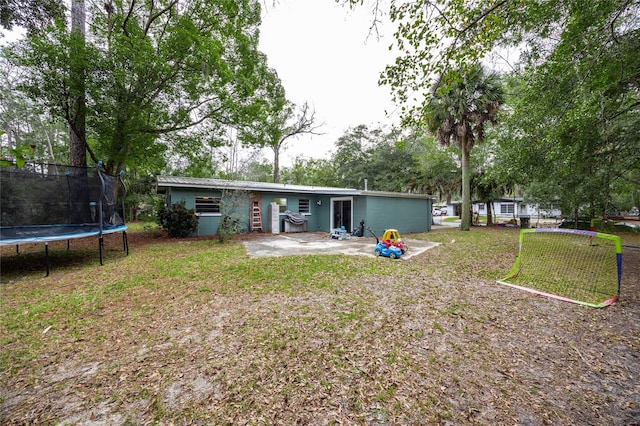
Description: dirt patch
1,228,639,425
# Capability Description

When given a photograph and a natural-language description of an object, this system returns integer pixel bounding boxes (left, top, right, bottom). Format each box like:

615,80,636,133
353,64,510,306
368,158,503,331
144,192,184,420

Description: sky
258,0,399,165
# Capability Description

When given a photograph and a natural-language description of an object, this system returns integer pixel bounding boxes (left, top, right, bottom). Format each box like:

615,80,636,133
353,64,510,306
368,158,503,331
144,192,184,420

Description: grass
1,226,639,424
0,231,402,369
438,214,487,225
123,221,161,232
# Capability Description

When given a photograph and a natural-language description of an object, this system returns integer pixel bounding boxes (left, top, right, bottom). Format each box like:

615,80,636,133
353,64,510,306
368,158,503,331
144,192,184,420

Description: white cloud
258,0,399,164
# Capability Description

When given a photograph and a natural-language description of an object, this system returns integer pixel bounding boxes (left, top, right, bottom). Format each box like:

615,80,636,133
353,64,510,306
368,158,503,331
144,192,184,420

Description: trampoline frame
0,162,129,276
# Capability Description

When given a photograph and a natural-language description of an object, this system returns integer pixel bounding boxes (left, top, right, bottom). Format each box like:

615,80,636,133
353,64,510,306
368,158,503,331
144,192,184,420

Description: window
299,199,310,214
273,198,287,213
195,196,221,214
479,203,486,211
500,203,514,214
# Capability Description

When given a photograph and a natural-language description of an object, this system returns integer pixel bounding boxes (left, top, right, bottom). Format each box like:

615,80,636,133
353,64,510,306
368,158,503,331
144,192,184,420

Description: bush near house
157,202,198,238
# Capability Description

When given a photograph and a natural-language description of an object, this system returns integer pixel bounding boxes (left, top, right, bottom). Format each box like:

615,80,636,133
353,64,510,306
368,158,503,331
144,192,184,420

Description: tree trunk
486,200,493,226
272,146,280,183
460,141,471,231
69,0,87,168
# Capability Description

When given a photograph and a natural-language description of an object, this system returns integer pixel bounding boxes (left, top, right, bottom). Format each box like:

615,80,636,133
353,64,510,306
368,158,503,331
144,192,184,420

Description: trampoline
1,162,128,276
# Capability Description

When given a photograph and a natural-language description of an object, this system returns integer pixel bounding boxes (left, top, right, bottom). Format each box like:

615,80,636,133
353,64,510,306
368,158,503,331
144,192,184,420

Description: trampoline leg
45,243,50,277
122,231,129,256
99,235,104,265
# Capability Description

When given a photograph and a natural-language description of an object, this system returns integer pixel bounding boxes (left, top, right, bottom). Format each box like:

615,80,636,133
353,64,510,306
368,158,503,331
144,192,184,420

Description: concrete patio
242,232,439,259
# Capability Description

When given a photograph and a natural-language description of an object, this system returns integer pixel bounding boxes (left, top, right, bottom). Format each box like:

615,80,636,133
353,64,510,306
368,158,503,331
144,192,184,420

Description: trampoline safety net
0,163,127,246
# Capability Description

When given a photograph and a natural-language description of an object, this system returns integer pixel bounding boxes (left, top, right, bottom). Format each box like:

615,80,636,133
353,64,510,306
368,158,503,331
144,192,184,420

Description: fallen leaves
1,229,639,424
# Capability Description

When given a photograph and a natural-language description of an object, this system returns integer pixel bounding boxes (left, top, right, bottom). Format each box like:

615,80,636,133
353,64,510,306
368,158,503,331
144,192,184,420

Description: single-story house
156,176,433,236
472,198,562,219
472,198,526,219
443,202,461,217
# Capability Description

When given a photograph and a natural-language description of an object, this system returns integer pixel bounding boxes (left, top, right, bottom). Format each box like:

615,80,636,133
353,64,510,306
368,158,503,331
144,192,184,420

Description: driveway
431,216,460,227
243,232,439,259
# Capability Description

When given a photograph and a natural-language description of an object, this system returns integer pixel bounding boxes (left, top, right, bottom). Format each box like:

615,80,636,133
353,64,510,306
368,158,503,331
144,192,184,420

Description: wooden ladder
251,201,263,232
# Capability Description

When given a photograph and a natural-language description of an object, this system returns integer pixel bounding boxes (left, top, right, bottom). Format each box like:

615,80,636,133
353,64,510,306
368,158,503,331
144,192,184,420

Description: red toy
381,229,407,254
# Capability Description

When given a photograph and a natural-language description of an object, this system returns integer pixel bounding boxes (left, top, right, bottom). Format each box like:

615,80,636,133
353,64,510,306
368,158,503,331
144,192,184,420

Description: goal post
498,228,622,308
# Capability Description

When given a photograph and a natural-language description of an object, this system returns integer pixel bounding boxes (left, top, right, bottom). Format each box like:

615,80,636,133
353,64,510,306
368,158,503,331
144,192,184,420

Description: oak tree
14,0,271,175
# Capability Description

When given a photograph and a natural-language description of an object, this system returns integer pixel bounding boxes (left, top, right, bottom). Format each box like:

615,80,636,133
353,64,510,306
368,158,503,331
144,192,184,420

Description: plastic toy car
381,229,407,253
374,242,403,259
365,226,404,259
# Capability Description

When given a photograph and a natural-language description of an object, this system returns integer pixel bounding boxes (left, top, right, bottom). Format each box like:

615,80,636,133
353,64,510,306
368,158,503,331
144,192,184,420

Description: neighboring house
472,198,525,219
443,202,460,217
472,198,562,219
156,176,433,236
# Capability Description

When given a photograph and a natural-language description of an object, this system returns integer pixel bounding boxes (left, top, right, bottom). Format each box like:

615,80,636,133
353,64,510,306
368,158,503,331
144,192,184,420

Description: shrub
157,202,198,238
217,215,248,242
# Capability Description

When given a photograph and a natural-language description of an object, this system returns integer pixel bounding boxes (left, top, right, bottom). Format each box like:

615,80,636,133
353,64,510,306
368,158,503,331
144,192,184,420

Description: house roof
156,176,432,200
471,198,525,204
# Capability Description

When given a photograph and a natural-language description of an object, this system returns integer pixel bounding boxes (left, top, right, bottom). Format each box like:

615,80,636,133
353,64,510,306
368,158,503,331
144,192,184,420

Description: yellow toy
381,229,407,253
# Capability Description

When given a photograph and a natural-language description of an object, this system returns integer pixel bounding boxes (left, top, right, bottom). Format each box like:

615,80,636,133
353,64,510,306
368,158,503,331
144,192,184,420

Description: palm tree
425,64,503,230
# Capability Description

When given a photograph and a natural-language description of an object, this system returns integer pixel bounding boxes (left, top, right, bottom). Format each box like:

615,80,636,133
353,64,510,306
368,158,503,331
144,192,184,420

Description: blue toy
366,226,402,259
374,242,403,259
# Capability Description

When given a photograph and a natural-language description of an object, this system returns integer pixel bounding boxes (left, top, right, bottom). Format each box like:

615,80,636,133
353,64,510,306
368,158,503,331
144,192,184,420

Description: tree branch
428,0,509,36
144,0,178,37
122,0,136,37
137,103,228,135
279,102,324,146
607,100,640,121
609,0,631,44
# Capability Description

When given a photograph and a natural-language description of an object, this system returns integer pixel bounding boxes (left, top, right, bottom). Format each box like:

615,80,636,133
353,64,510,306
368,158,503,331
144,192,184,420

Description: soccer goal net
497,229,622,308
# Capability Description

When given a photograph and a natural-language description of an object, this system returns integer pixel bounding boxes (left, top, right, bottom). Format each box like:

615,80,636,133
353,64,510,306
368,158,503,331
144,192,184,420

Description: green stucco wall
261,193,321,233
166,189,328,235
164,187,431,237
360,196,431,235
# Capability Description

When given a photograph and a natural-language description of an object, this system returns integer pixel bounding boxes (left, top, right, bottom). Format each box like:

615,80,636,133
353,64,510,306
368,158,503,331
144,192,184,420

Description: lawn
1,226,639,425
